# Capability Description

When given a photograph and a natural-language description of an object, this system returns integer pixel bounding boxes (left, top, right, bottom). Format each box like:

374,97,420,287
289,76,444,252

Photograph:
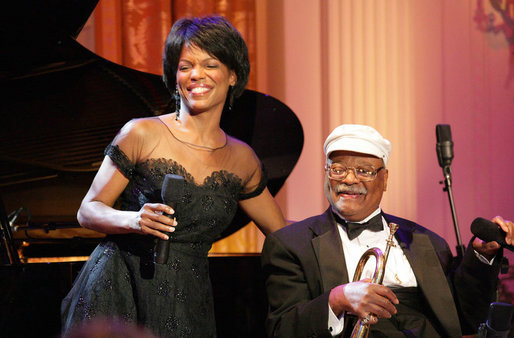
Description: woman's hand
131,203,178,240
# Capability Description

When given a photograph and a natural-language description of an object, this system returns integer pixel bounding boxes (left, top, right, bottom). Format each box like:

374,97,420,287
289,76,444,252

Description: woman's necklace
168,126,228,152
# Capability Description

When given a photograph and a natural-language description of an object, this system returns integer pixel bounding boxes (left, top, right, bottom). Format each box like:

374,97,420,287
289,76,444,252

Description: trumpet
350,222,399,338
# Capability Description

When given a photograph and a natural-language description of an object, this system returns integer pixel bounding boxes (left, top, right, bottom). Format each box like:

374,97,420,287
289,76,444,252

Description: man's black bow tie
334,213,384,240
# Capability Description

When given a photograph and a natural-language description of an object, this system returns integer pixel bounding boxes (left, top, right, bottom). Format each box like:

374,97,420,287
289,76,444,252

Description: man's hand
472,216,513,260
328,279,399,324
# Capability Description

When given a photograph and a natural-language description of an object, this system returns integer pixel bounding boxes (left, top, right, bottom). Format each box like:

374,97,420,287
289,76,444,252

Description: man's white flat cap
323,124,391,165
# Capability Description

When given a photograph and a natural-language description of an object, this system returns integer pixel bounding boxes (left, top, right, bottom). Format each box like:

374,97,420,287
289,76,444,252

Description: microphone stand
0,195,21,265
440,165,465,259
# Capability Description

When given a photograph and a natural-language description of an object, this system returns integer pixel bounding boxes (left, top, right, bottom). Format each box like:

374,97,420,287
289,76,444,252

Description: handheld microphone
478,302,514,338
436,124,454,168
471,217,514,252
154,174,185,264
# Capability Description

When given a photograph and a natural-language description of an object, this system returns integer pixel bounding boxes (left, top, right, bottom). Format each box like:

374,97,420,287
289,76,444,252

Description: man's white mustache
334,183,367,195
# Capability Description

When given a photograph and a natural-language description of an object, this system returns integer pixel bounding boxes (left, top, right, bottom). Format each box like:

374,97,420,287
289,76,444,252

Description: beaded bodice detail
107,144,242,251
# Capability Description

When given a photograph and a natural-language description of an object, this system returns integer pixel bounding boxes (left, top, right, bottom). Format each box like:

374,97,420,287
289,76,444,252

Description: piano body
0,1,303,337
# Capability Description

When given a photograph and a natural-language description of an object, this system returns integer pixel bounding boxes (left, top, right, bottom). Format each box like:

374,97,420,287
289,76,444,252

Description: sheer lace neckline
138,155,242,188
156,116,227,152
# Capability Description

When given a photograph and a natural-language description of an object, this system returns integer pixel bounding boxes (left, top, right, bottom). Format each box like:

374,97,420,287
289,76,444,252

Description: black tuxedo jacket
261,209,501,338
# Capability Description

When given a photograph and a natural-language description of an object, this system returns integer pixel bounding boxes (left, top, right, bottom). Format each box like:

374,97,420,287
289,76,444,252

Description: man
261,124,513,337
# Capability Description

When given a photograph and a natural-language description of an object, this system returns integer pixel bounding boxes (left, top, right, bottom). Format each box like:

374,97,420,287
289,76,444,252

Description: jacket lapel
311,209,349,292
389,217,461,337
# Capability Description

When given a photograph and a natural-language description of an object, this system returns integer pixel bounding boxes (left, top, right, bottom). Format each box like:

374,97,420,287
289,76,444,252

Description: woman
61,16,286,337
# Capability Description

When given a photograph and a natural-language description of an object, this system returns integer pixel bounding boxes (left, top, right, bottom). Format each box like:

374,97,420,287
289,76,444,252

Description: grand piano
0,1,303,337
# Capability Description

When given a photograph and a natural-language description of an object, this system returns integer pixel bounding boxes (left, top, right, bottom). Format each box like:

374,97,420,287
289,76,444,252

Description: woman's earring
228,86,234,111
174,87,180,121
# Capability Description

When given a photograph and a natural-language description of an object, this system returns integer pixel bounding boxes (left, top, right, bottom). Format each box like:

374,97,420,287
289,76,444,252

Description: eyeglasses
325,164,384,182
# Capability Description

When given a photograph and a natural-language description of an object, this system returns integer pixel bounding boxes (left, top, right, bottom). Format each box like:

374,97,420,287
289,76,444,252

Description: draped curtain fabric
86,0,262,253
92,0,256,85
324,0,416,224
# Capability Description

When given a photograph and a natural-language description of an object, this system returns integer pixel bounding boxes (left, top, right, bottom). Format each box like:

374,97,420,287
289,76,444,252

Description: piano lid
0,0,99,78
0,1,303,258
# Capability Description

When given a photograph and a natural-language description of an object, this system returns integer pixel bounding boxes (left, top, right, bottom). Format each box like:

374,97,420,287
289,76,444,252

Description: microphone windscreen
161,174,185,207
470,217,505,244
435,124,454,168
436,124,452,143
487,302,514,332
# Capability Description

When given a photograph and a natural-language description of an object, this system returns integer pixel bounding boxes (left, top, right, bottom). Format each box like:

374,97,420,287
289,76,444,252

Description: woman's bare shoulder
226,135,261,167
119,116,167,138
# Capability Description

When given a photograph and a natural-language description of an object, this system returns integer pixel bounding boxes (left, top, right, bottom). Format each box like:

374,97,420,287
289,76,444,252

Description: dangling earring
228,86,234,111
174,86,181,121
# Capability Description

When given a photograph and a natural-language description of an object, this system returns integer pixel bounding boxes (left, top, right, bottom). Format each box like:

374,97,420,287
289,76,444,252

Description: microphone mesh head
161,174,185,205
487,302,514,331
436,124,452,143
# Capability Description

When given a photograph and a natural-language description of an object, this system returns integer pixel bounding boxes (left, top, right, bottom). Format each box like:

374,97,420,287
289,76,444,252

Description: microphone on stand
436,124,454,168
154,174,185,264
471,217,514,252
435,124,465,258
478,302,514,338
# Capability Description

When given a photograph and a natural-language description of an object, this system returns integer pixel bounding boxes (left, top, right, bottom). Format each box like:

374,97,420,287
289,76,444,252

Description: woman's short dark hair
162,15,250,102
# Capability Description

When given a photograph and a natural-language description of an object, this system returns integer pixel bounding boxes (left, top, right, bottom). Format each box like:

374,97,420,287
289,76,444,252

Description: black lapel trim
311,209,349,292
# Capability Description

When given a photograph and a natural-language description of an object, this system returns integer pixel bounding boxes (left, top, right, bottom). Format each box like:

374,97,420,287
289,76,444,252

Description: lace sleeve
239,165,268,200
105,144,136,180
102,118,151,180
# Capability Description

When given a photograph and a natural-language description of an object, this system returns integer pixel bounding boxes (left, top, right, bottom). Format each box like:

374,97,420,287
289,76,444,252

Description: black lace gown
61,116,266,337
